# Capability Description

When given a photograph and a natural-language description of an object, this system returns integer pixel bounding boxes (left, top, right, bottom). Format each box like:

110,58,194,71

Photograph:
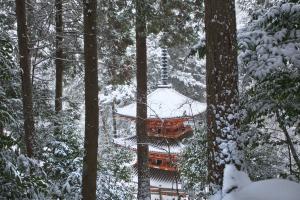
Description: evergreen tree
0,35,19,136
0,134,48,198
15,0,35,158
82,0,99,199
180,125,208,198
135,0,150,199
96,146,136,200
239,1,300,177
205,0,243,192
55,0,64,128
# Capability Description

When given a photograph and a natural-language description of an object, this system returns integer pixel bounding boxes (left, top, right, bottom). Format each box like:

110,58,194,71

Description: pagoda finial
158,48,171,88
161,49,168,85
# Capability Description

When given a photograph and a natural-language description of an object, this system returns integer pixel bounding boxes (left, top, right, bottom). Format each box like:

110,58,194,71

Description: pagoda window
156,159,162,166
150,158,156,165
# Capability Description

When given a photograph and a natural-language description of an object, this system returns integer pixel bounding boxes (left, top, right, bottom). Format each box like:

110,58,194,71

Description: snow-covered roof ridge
116,87,206,119
132,166,183,190
113,136,184,154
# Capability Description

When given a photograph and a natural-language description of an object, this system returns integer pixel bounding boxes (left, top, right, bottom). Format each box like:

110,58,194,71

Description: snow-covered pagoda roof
132,166,183,190
116,86,206,119
114,135,185,154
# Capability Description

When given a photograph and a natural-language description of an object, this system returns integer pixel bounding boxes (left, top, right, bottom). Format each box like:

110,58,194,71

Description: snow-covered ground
223,179,300,200
211,165,300,200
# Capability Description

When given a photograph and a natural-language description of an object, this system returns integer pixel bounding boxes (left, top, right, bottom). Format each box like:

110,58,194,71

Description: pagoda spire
161,48,168,85
158,48,171,88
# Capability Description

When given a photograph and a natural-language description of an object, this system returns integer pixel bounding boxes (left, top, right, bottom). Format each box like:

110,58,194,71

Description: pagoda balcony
147,125,193,139
148,152,177,171
148,163,177,171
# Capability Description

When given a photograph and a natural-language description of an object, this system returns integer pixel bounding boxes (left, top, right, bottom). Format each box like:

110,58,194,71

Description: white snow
222,165,251,194
281,3,291,13
211,165,300,200
223,179,300,200
113,137,184,154
116,87,206,119
132,174,182,190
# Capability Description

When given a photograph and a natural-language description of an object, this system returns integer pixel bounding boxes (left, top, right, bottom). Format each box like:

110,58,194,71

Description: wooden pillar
159,185,162,200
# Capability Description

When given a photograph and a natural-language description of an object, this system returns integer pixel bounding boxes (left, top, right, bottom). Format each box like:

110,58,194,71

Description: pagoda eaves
116,87,206,119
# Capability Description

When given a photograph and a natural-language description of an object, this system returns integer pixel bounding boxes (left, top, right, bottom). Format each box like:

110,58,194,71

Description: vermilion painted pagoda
114,49,206,199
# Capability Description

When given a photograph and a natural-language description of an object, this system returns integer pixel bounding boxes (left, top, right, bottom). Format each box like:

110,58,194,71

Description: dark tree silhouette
136,0,150,199
205,0,243,191
15,0,35,158
55,0,64,120
82,0,99,199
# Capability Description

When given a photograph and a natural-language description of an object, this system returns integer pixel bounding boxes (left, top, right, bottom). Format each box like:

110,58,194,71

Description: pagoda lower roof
113,134,191,154
132,165,182,190
116,87,206,119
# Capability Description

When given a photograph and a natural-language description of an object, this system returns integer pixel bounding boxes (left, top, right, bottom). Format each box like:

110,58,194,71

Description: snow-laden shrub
0,135,48,199
239,2,300,80
97,144,136,200
41,109,83,199
239,1,300,179
179,125,208,199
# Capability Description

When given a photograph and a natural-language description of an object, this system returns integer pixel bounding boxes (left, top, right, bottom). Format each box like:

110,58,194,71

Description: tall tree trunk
26,0,35,49
26,0,36,84
0,124,3,135
136,0,150,199
112,98,117,138
205,0,243,192
16,0,35,158
55,0,63,113
82,0,99,199
54,0,64,134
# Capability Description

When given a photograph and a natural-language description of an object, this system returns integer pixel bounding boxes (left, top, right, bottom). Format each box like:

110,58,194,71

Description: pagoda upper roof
116,87,206,119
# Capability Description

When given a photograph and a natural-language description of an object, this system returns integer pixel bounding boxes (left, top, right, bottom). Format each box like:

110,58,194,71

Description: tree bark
26,0,35,84
0,124,3,135
26,0,35,49
82,0,99,199
54,0,64,135
15,0,35,158
136,0,150,199
112,98,117,138
205,0,243,191
55,0,64,114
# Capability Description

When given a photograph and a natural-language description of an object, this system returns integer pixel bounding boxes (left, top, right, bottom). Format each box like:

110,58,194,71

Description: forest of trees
0,0,299,199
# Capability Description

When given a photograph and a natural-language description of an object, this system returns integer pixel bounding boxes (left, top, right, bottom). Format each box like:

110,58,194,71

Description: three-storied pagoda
114,49,206,199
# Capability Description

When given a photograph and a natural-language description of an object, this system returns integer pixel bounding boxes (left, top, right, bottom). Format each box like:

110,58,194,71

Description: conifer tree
55,0,64,123
82,0,99,199
135,0,150,199
205,0,243,191
15,0,35,158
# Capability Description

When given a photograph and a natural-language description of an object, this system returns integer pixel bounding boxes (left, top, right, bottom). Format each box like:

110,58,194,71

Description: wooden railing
150,187,187,199
147,126,192,139
148,152,177,171
148,163,177,171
